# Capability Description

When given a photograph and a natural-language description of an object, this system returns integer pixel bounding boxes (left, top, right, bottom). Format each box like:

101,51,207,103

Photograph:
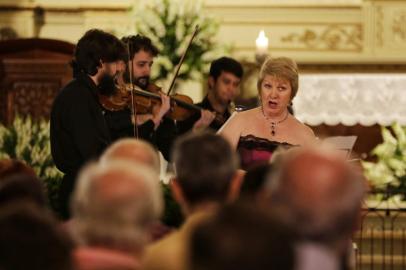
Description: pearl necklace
261,108,289,136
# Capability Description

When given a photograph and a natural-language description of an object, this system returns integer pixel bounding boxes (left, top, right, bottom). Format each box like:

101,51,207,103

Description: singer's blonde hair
257,57,299,100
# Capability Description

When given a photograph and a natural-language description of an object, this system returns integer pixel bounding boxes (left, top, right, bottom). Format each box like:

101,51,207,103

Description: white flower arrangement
130,0,226,88
0,116,62,180
362,123,406,198
0,116,63,213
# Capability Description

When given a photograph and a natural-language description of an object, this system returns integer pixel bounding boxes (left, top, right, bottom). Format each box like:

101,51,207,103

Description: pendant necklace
261,108,289,136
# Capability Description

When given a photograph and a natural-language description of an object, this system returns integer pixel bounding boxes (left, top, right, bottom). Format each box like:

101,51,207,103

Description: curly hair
121,34,159,60
72,29,127,76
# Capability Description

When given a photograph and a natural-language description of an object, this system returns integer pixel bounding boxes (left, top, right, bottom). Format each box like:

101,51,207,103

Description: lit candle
256,30,269,55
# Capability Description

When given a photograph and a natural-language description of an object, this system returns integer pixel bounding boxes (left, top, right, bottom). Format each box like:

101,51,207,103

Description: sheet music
322,136,358,159
216,111,238,134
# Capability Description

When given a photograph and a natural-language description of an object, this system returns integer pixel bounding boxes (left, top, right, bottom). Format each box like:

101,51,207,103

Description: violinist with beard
50,29,127,218
103,35,174,160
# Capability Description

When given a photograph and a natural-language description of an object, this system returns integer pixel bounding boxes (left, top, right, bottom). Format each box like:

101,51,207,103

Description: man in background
177,56,244,133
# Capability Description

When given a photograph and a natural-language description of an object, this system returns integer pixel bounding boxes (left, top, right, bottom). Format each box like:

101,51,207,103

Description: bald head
101,138,160,174
268,147,365,245
281,150,353,212
71,160,163,251
91,170,147,210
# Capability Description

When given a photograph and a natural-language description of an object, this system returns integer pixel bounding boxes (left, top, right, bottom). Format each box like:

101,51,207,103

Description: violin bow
166,25,200,96
127,41,139,138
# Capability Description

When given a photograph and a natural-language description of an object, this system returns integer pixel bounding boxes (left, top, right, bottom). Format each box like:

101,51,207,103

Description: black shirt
104,108,155,142
103,103,177,161
50,73,111,176
177,95,231,135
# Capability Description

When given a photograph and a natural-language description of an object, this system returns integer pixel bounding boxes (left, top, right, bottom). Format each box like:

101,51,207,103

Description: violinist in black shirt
177,57,244,134
50,29,127,218
103,35,174,160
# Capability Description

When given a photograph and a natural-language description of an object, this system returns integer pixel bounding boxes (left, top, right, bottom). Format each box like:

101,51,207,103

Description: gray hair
100,138,160,174
71,160,163,251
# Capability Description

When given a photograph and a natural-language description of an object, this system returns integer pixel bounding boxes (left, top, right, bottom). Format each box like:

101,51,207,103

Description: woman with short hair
219,57,316,170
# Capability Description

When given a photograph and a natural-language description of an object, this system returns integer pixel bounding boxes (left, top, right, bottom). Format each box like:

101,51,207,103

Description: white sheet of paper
322,136,358,159
216,111,238,134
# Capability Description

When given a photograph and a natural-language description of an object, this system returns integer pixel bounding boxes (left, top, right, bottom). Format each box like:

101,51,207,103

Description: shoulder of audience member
142,231,184,270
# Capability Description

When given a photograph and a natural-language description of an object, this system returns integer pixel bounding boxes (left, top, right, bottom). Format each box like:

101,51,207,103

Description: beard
122,65,149,90
134,76,150,90
97,73,116,96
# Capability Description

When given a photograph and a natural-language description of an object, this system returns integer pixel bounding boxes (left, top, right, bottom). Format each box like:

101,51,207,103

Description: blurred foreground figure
190,202,296,270
142,132,242,270
0,159,36,179
268,147,366,270
70,160,163,270
100,138,171,240
0,203,74,270
0,159,46,208
101,138,160,174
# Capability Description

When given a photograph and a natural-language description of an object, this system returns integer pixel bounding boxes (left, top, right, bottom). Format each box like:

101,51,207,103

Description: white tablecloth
294,74,406,126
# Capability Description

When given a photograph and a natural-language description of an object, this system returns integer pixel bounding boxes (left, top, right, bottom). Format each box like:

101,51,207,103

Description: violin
98,25,228,136
98,82,203,121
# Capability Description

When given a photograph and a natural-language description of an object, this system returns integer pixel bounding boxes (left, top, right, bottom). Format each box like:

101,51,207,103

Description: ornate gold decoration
393,11,406,41
376,6,384,47
281,24,362,51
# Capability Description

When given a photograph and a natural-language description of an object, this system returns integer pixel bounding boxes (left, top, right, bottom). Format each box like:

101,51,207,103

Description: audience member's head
190,202,296,270
239,162,273,202
268,147,366,251
71,160,163,253
0,174,47,207
0,202,73,270
0,159,36,179
0,159,46,207
101,138,160,174
171,132,240,214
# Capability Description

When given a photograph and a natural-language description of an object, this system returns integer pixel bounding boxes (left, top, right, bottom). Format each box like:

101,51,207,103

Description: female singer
219,57,316,170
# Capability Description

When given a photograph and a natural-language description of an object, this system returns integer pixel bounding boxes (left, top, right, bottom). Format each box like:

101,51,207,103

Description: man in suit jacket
142,132,243,270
